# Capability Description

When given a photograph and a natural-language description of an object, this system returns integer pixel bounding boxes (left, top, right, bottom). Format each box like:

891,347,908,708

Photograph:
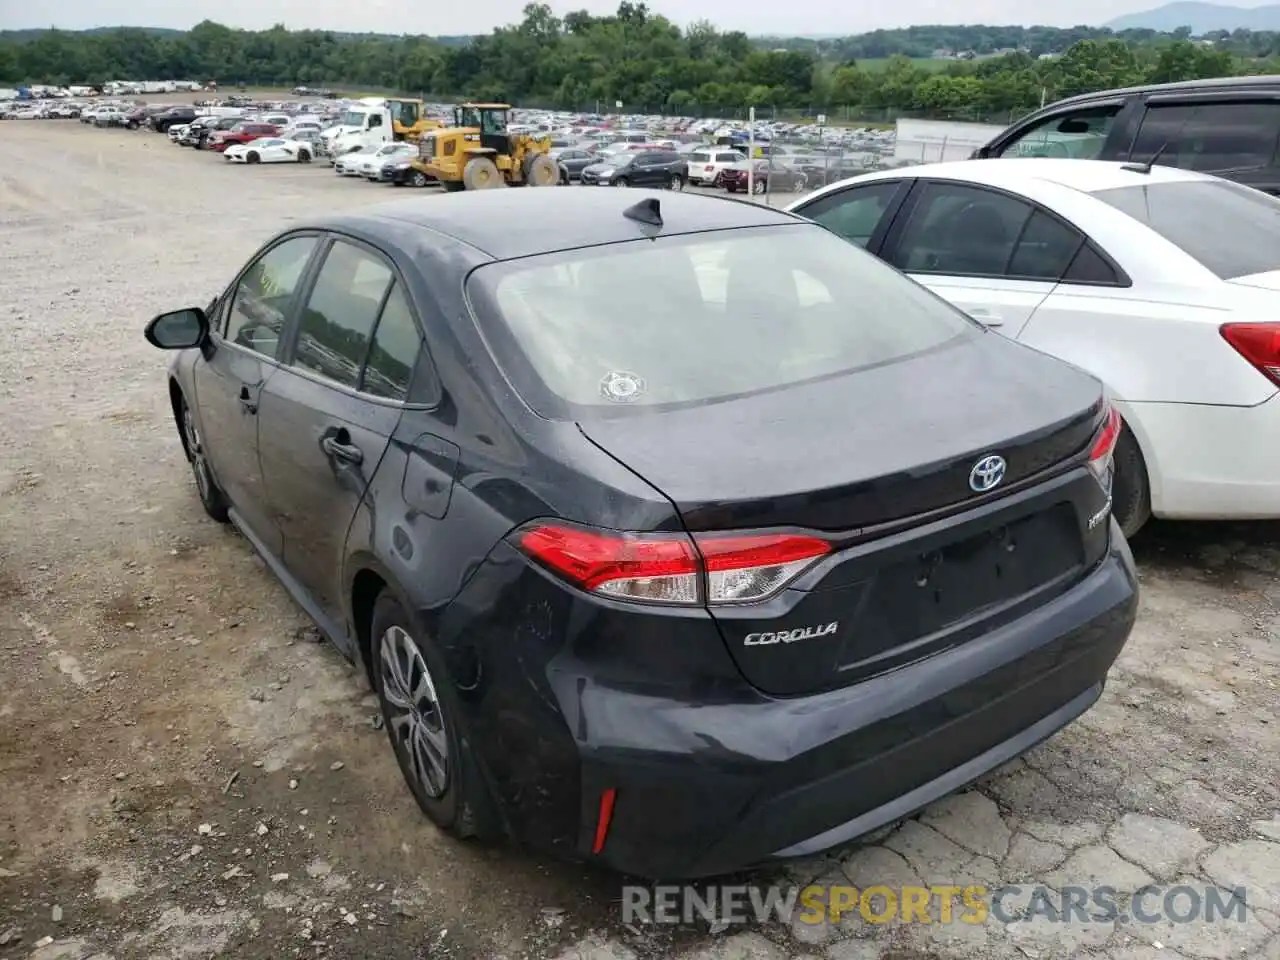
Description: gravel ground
0,119,1277,960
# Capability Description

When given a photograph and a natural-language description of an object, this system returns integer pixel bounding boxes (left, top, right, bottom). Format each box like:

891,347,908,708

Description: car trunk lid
578,334,1111,695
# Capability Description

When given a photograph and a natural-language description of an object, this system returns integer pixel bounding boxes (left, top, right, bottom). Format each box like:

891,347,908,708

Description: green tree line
2,5,1278,117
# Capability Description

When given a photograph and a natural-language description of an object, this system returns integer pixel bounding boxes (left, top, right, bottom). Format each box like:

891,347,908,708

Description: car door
879,180,1061,337
193,234,321,556
255,236,407,629
1124,95,1280,195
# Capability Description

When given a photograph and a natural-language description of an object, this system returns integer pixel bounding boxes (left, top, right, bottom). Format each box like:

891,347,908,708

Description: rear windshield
465,224,976,417
1091,179,1280,279
689,152,710,163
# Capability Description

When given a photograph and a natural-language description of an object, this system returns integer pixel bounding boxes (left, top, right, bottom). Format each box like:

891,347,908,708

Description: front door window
224,236,319,358
997,104,1122,159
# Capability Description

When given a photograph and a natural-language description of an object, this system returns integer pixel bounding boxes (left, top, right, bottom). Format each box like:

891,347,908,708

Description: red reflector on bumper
592,787,617,854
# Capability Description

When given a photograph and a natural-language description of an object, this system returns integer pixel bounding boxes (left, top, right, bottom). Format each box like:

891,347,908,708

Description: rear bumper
440,523,1137,879
1126,393,1280,519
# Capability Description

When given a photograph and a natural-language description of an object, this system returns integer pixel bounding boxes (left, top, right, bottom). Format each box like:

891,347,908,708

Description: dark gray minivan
975,75,1280,195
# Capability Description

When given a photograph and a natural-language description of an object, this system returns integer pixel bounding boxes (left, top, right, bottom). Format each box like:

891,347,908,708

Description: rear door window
1128,101,1280,172
887,182,1033,277
1092,178,1280,279
360,282,423,402
292,240,394,388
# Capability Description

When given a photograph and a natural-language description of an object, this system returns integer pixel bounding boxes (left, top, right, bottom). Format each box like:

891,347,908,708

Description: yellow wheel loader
412,103,558,191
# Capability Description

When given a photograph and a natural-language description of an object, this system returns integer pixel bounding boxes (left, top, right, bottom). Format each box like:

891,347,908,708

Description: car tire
246,151,260,164
726,185,738,193
410,170,428,188
613,177,629,188
370,590,499,840
1111,426,1151,539
667,174,683,191
297,149,311,163
178,396,230,524
794,174,808,192
753,179,766,195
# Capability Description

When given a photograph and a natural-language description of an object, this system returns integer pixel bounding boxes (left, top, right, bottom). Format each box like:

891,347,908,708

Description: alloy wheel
182,406,212,504
379,625,449,799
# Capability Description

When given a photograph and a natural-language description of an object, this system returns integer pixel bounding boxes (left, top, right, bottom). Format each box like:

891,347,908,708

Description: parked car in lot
92,106,128,127
143,188,1136,879
975,75,1280,195
209,122,281,152
357,142,416,179
150,106,197,133
686,148,747,186
334,144,379,176
223,137,315,164
721,159,809,194
379,154,433,187
550,147,597,183
580,149,686,188
183,115,241,148
789,158,1280,535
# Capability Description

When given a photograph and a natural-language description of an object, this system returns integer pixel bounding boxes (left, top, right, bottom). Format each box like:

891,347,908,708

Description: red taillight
704,165,714,171
1221,322,1280,386
515,522,830,605
1088,404,1122,483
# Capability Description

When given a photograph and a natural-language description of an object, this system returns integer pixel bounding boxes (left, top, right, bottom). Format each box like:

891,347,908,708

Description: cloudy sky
1,0,1262,35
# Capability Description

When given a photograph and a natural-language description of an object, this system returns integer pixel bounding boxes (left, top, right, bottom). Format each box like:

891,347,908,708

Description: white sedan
334,145,379,176
788,158,1280,535
356,142,415,180
223,137,316,164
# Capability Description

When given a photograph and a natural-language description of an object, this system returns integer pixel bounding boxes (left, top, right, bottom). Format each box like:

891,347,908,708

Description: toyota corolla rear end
447,220,1138,879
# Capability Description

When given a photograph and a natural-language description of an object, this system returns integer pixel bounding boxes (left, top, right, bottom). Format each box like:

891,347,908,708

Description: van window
716,153,740,163
1128,101,1280,172
1092,179,1280,279
996,104,1121,159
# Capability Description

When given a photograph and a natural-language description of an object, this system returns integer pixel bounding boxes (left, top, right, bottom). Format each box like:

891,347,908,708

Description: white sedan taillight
1087,404,1122,492
516,523,831,605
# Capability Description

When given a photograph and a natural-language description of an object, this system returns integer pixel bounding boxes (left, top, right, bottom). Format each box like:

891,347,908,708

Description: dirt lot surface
0,119,1277,960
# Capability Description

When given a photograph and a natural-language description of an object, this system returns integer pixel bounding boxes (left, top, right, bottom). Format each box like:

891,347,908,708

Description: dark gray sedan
550,147,596,183
142,188,1135,880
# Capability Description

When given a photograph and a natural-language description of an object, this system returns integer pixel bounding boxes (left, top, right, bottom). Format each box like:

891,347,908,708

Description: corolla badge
969,454,1007,493
744,621,839,646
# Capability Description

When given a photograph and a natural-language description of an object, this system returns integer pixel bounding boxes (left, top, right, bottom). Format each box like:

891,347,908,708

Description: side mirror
145,307,209,350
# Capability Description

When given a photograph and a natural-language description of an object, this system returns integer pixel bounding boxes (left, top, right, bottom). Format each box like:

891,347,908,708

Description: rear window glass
465,224,975,417
1091,179,1280,279
690,152,710,163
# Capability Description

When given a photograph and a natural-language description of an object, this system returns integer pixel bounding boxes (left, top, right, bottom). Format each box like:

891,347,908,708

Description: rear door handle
321,433,364,465
238,385,258,414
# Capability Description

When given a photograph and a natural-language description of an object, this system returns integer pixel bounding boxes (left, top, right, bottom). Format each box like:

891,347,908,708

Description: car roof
819,158,1210,199
342,188,801,260
1041,72,1280,109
